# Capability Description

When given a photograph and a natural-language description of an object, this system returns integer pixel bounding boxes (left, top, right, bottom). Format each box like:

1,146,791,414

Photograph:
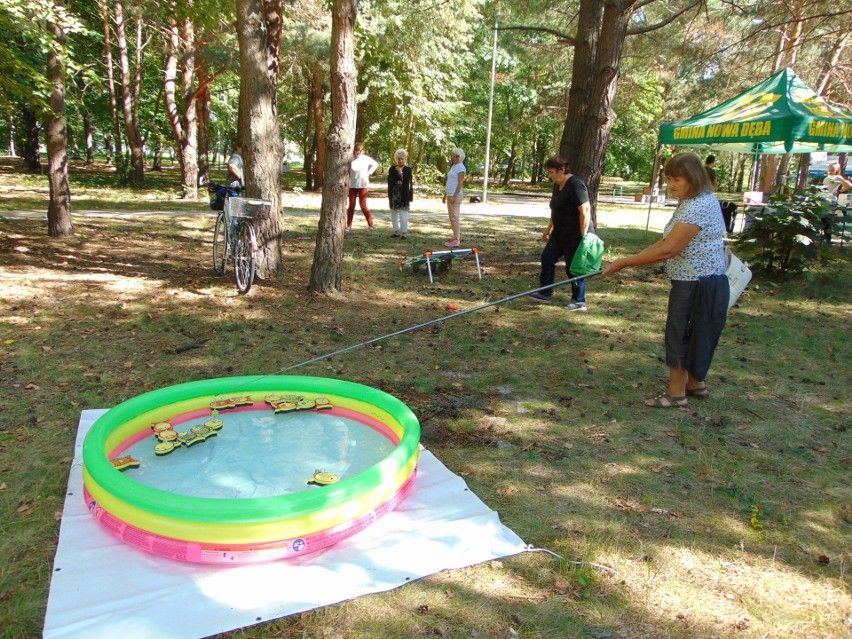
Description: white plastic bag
726,251,752,308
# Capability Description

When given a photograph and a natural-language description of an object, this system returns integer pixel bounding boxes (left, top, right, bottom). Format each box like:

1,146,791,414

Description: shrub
735,188,836,277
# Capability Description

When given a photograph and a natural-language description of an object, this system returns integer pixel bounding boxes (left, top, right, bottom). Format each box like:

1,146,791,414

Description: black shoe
527,292,552,304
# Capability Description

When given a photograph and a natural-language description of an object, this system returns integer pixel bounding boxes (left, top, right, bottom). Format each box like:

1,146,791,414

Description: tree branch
627,0,704,36
498,25,576,46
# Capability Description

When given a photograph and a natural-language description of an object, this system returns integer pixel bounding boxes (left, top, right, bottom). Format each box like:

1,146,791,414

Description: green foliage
734,189,835,278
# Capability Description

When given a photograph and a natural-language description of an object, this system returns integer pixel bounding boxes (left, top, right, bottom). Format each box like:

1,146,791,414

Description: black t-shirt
705,166,717,186
550,175,589,241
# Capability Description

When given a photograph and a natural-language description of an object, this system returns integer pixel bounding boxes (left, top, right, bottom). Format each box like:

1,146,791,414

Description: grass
0,159,850,639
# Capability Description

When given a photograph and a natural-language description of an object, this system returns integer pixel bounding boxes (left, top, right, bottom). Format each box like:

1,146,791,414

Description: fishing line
221,271,602,396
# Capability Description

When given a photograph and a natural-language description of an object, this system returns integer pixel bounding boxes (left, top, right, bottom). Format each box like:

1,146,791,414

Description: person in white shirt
347,142,379,231
442,148,466,247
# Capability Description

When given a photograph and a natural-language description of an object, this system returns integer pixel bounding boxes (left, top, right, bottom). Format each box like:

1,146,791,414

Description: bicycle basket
229,197,271,220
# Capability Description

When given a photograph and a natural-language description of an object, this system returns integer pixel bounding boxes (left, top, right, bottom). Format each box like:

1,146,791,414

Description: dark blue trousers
538,235,585,302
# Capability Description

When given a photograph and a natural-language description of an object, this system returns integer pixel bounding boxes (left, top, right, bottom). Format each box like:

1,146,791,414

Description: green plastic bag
569,232,605,276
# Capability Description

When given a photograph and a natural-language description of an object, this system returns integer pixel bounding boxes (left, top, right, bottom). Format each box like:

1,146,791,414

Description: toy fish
203,418,224,430
308,470,339,486
154,441,176,455
111,455,140,471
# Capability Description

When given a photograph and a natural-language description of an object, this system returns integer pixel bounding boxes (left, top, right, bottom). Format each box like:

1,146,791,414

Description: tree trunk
21,108,41,172
354,76,366,143
734,157,746,193
309,0,357,294
46,2,72,238
501,140,516,187
151,142,163,170
796,153,810,193
311,67,327,189
100,0,124,177
196,64,211,184
164,15,184,176
559,0,631,228
236,0,284,278
8,124,16,156
164,8,199,198
303,82,315,190
114,0,145,187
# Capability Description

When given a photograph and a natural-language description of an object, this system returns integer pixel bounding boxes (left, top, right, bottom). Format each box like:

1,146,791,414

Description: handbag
675,249,752,309
725,250,752,309
569,232,605,276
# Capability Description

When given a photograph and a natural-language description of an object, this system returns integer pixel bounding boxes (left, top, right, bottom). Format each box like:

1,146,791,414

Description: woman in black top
528,156,591,310
388,149,414,239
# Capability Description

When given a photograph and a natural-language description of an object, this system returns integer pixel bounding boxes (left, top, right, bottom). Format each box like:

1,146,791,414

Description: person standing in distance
528,156,591,311
388,149,414,239
347,142,379,232
442,148,466,247
227,142,244,189
704,155,719,190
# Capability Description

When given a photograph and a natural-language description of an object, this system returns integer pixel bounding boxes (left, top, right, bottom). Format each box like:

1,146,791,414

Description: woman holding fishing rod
602,152,729,408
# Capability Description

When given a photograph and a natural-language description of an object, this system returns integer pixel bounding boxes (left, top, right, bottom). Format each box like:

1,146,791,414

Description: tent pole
749,147,760,191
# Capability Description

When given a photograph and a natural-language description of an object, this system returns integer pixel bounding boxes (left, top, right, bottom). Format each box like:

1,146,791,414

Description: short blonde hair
664,152,711,199
394,148,408,161
451,147,465,162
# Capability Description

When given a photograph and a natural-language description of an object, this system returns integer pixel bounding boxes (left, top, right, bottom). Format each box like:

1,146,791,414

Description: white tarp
43,410,528,639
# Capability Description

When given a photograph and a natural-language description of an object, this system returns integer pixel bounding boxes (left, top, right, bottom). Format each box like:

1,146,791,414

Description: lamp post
482,12,499,205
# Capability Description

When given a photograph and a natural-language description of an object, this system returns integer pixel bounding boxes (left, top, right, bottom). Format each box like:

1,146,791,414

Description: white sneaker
563,301,587,312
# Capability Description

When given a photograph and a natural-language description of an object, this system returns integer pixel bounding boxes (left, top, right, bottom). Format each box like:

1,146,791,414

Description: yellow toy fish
308,470,339,486
111,455,140,471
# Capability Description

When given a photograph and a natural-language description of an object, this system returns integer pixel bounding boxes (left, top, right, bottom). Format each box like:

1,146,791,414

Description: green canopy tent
658,68,852,154
646,69,852,231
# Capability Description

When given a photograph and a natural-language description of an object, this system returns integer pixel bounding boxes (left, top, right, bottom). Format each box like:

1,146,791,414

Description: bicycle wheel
234,221,256,294
213,212,229,275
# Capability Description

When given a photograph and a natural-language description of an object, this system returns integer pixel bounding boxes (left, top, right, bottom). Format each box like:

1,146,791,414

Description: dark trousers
347,188,374,227
538,235,585,302
665,278,728,380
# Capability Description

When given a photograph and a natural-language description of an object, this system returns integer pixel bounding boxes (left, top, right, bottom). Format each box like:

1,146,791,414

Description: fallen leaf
738,424,749,430
25,383,39,390
54,511,63,522
16,503,32,515
665,431,677,437
817,555,830,565
4,339,16,345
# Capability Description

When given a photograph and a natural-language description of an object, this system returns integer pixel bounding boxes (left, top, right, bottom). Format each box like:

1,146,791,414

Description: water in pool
124,410,395,499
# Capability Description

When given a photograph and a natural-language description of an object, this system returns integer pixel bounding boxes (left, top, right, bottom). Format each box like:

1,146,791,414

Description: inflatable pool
82,376,420,564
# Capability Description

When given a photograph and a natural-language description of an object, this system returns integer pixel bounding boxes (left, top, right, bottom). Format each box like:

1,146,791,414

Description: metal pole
221,270,604,396
482,13,499,205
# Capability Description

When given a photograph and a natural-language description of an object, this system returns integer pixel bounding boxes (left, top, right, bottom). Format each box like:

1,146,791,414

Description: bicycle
208,183,271,294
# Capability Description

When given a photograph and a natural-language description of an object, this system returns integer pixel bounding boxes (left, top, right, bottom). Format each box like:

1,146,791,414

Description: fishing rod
221,270,603,395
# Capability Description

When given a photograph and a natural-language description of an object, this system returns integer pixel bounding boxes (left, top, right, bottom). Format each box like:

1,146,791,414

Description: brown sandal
645,393,688,408
686,386,710,399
